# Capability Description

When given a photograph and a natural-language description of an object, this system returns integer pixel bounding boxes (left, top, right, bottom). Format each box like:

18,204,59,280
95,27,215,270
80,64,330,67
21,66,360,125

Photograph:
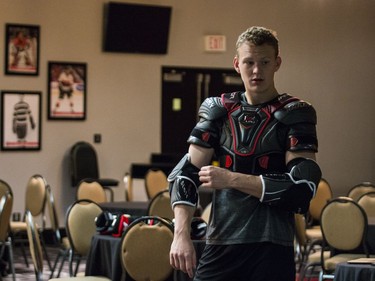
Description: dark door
161,66,244,154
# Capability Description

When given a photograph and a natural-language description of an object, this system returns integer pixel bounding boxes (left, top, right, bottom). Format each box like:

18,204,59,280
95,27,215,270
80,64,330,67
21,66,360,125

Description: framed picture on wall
4,23,40,76
1,91,41,151
47,61,87,120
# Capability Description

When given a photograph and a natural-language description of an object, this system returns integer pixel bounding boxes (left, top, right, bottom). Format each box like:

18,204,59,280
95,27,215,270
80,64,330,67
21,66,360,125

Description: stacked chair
25,209,111,281
10,174,52,271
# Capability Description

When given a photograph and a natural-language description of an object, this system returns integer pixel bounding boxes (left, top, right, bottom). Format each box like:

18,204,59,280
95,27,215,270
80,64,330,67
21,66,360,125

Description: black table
334,262,375,281
98,201,149,217
86,234,206,281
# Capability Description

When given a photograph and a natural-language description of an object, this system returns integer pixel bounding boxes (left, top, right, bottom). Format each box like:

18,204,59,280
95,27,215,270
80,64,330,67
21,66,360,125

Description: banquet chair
65,199,103,277
0,185,16,281
147,189,174,220
318,197,369,281
357,191,375,219
347,181,375,201
25,210,111,281
121,216,174,281
144,169,168,200
76,179,107,203
10,174,52,270
70,141,119,201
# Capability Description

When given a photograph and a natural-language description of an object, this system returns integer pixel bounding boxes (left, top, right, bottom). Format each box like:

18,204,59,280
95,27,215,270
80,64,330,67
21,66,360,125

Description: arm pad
260,158,321,214
168,154,201,209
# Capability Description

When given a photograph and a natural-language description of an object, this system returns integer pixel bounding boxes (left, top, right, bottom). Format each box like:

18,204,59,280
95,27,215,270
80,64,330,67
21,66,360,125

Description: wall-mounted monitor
103,2,172,55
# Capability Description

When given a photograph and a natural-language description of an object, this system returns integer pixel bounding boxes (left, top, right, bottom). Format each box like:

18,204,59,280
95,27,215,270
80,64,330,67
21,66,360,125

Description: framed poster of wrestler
1,91,41,151
4,23,40,76
47,61,87,120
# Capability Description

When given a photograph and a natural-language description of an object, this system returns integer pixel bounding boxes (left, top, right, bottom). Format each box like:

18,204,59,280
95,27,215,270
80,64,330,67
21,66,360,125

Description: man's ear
233,56,240,73
275,56,282,71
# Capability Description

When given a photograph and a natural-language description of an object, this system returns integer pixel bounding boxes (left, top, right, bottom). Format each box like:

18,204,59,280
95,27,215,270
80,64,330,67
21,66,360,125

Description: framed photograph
4,23,40,76
1,91,41,151
47,61,87,120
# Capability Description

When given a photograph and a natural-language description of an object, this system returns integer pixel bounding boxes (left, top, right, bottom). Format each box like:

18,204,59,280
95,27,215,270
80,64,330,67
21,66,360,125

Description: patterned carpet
2,245,86,281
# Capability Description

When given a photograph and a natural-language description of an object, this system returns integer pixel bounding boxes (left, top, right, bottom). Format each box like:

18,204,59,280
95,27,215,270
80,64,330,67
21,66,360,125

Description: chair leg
56,251,69,278
40,236,52,271
6,239,16,281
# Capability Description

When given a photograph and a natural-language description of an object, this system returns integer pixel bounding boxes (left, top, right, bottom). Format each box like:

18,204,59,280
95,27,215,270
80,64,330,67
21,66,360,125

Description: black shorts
194,242,295,281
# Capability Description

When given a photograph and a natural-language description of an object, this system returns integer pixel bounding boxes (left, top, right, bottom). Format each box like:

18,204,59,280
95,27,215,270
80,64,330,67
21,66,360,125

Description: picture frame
1,91,41,151
4,23,40,76
47,61,87,120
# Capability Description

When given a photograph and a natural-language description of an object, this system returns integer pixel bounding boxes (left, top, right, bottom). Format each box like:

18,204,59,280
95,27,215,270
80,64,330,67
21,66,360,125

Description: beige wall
0,0,374,225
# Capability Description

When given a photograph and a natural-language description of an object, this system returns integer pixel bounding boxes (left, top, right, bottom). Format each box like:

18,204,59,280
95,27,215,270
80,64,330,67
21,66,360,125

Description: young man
168,26,321,281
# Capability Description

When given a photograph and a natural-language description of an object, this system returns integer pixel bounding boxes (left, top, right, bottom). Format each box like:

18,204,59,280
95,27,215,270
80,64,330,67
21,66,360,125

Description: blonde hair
236,26,279,57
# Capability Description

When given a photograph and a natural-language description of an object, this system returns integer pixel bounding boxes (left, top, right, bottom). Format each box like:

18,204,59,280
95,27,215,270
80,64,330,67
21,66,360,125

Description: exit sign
204,35,226,52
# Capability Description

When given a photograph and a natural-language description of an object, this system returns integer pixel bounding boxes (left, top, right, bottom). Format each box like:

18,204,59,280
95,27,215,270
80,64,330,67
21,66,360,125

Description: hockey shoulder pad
260,158,322,214
188,97,227,148
168,154,201,208
274,100,317,125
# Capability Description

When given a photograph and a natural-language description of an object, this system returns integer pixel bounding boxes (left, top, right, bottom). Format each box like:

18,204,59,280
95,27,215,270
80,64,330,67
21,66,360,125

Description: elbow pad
168,154,201,209
260,158,322,214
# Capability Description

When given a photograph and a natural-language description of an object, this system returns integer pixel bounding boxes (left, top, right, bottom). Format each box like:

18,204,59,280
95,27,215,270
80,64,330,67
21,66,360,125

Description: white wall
0,0,374,226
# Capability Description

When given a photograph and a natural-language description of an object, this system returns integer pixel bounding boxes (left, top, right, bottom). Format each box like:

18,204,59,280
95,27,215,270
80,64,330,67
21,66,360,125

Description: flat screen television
103,2,172,55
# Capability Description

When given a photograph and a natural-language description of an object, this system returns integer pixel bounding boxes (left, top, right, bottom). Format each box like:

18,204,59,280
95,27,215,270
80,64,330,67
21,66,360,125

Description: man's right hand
170,231,197,278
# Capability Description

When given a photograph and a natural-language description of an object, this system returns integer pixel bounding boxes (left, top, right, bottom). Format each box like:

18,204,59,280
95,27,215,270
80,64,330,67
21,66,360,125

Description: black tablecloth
86,234,206,281
85,234,124,280
334,262,375,281
98,201,149,217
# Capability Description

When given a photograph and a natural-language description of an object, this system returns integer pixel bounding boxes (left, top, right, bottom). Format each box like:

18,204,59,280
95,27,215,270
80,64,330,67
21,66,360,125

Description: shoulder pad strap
274,100,317,125
221,92,243,111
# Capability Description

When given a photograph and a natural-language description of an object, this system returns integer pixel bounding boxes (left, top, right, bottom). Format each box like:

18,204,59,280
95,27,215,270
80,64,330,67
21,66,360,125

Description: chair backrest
25,210,44,281
76,179,107,203
65,199,103,257
347,182,375,201
308,178,333,222
320,197,368,254
121,216,174,281
147,190,174,220
70,141,100,186
357,191,375,219
144,169,168,199
0,192,13,242
0,179,13,198
24,174,48,230
25,174,48,217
